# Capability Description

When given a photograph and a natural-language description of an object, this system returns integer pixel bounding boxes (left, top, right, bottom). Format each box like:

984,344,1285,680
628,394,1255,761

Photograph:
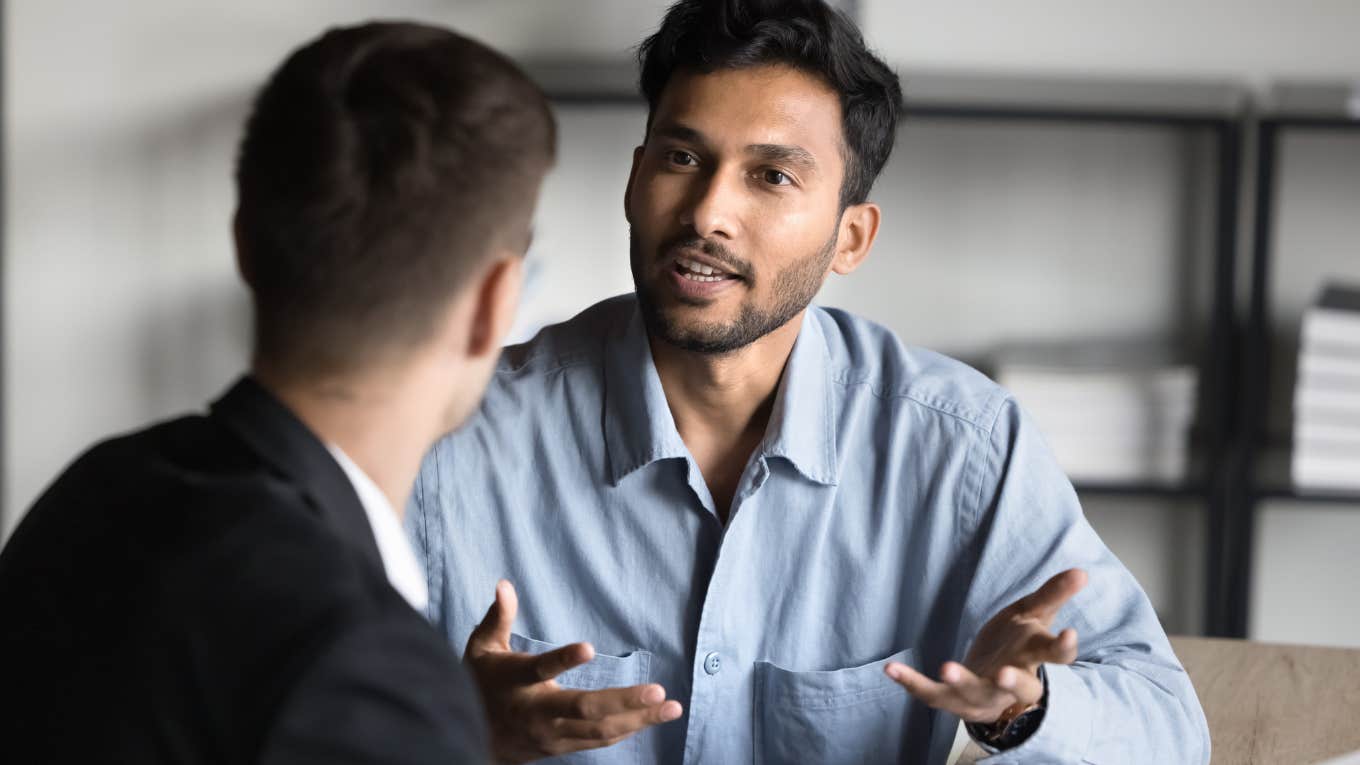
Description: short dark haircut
638,0,902,209
235,21,556,379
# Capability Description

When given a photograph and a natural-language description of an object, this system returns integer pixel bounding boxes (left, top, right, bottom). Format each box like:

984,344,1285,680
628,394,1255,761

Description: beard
630,227,837,355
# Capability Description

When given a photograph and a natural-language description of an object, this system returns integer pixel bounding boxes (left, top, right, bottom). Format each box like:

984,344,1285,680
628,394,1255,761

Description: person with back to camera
0,20,563,764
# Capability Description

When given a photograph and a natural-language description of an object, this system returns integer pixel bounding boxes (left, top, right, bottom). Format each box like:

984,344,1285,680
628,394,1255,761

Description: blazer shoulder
29,413,385,628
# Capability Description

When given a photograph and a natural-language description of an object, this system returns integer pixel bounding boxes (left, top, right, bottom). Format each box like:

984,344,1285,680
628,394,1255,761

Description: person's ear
232,209,255,288
830,202,880,276
623,145,644,225
467,253,525,360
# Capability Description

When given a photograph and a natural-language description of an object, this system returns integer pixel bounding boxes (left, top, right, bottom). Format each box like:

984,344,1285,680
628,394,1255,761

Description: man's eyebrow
652,122,706,144
652,123,818,174
748,143,817,174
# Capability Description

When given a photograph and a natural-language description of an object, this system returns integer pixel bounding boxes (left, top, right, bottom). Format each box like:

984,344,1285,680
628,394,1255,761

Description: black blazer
0,377,486,764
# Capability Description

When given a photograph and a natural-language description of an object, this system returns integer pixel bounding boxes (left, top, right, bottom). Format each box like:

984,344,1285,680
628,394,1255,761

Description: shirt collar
603,299,838,487
761,308,839,486
325,444,430,611
603,304,691,484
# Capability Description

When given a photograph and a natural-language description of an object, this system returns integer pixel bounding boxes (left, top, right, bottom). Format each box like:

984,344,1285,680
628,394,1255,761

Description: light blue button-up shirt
407,294,1209,764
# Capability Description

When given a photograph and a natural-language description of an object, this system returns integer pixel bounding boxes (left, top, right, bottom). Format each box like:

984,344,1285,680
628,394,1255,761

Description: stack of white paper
995,342,1197,484
1293,283,1360,491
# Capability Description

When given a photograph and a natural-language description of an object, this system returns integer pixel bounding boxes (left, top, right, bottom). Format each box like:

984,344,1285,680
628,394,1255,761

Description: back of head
235,22,556,381
637,0,901,208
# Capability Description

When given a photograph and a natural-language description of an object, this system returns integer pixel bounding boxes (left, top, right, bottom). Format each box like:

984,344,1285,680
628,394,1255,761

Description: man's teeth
678,257,727,282
682,272,724,282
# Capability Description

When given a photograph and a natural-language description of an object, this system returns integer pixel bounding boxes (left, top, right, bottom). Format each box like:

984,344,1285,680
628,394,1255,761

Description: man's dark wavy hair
637,0,903,209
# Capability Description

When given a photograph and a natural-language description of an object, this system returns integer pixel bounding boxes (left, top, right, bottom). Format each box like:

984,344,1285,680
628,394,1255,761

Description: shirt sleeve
958,397,1211,764
258,611,489,765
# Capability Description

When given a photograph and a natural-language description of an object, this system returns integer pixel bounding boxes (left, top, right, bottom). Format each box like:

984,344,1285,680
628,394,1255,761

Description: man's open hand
465,580,683,763
884,568,1087,724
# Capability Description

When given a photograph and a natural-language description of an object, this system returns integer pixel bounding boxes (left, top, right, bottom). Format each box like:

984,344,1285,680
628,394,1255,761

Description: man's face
626,65,848,354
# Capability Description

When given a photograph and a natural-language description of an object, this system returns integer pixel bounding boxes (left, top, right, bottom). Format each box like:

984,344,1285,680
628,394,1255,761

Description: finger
1021,626,1079,664
488,642,595,688
1050,628,1079,663
1000,627,1079,673
993,665,1044,706
550,699,684,741
539,684,670,720
539,736,623,758
528,642,595,684
888,662,1008,722
884,661,953,708
1016,568,1088,622
939,661,1014,715
466,579,518,656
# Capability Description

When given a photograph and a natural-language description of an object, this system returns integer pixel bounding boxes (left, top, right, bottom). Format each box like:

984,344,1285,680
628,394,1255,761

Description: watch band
965,669,1050,751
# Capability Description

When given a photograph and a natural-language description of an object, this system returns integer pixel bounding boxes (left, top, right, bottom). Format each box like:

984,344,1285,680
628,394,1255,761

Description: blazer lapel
209,376,384,574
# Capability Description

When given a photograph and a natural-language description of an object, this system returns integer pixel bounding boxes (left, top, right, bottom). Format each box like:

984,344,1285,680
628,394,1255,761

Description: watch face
999,707,1046,748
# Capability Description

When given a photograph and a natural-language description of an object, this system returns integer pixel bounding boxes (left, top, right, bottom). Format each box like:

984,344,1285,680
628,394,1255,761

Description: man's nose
679,169,742,241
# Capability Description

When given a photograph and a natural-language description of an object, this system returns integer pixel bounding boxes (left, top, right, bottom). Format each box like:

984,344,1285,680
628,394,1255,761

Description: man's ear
623,145,644,225
467,253,525,359
232,209,255,288
830,202,880,276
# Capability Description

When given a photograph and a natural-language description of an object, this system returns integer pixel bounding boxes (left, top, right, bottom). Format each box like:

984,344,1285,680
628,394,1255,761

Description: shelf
1073,481,1205,499
1254,487,1360,505
899,71,1243,126
522,59,641,105
1261,82,1360,129
521,60,1248,126
1251,446,1360,505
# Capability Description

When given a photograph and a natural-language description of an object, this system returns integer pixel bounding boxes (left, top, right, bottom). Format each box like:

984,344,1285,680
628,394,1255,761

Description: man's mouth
673,255,740,284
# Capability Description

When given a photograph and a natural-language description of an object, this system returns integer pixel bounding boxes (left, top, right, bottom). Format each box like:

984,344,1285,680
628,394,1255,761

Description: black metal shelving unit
1229,83,1360,637
523,60,1249,636
897,80,1249,640
893,73,1246,553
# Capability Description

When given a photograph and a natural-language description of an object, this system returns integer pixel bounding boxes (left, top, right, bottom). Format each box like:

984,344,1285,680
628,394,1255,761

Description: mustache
661,234,751,280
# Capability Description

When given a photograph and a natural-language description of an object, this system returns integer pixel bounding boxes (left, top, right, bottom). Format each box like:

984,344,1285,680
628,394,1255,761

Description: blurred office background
3,1,1358,646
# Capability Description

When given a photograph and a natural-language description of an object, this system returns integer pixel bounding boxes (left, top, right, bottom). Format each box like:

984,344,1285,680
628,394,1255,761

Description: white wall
5,0,1360,646
512,107,644,342
865,0,1360,86
2,0,671,538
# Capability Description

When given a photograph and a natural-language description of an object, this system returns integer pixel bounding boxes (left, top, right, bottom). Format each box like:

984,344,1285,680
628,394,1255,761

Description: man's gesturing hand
883,568,1087,724
465,580,683,763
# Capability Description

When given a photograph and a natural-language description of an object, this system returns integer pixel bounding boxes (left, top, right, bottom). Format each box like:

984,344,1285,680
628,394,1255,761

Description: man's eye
668,150,697,167
762,169,791,186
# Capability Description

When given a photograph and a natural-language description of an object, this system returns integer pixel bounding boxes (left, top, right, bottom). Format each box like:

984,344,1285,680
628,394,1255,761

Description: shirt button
703,651,722,675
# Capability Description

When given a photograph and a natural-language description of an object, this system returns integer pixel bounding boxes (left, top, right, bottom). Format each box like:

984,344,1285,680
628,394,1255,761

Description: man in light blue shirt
408,0,1210,762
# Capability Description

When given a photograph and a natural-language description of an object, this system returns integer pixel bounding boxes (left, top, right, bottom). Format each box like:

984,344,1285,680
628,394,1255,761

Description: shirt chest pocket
508,632,652,765
754,647,927,765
